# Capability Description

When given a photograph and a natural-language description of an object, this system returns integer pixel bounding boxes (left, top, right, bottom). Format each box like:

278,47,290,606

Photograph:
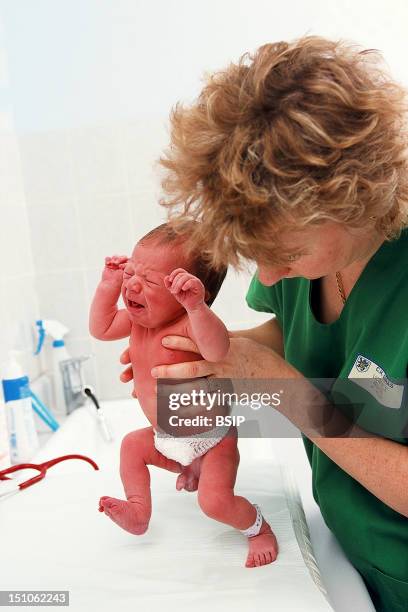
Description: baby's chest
129,320,201,371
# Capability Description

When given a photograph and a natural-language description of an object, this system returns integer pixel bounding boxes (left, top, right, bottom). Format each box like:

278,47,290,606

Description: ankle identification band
240,504,263,538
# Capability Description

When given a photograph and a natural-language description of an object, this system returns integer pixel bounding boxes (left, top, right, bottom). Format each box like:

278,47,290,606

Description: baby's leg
197,433,278,568
99,426,182,535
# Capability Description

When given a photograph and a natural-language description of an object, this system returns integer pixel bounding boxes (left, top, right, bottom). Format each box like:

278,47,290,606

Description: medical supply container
1,353,39,463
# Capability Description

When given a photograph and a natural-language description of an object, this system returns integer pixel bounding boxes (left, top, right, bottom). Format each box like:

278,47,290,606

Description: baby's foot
245,519,278,568
98,496,150,535
176,457,202,492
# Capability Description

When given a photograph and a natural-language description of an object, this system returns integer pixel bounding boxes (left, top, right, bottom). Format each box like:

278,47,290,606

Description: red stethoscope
0,454,99,499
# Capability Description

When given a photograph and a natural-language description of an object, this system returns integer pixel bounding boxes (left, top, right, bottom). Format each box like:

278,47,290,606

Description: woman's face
256,221,381,286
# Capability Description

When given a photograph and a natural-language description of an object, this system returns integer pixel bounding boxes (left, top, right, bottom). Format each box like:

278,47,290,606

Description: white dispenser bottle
51,337,70,415
35,320,70,415
0,398,11,468
1,352,39,463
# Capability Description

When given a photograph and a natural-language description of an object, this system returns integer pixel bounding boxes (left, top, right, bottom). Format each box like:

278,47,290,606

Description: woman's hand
119,333,296,398
119,348,138,398
150,334,292,380
151,335,298,430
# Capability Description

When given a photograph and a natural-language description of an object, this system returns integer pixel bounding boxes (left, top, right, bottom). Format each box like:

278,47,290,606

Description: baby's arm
89,255,132,340
164,268,229,362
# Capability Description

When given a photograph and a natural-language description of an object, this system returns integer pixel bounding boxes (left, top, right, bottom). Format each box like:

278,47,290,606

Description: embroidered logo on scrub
348,354,404,409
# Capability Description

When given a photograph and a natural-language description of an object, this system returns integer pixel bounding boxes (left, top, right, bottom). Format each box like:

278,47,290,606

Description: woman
122,36,408,611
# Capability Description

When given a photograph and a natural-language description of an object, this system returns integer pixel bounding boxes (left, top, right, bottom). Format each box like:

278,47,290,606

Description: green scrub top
246,228,408,612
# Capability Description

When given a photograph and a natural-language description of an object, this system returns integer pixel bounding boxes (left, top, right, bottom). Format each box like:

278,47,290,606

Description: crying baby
89,222,278,568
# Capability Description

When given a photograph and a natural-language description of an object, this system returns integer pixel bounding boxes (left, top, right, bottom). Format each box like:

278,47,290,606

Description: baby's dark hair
138,222,227,307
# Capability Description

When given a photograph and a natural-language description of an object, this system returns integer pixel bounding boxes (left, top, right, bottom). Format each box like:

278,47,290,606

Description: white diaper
154,425,230,466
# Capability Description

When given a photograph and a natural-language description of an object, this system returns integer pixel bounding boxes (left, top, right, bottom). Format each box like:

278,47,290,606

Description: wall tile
90,337,130,400
2,275,40,380
0,96,40,381
27,201,81,273
36,270,88,338
129,190,167,240
122,118,168,194
70,124,127,197
18,130,74,204
83,267,103,307
0,131,25,206
1,204,34,279
76,194,133,268
0,280,8,367
0,48,9,87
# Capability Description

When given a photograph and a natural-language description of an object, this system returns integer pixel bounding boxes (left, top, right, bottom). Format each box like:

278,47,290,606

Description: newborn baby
89,223,278,568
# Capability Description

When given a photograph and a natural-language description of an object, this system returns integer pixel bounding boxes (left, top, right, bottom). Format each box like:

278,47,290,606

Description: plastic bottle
0,398,11,469
1,352,39,463
35,320,70,415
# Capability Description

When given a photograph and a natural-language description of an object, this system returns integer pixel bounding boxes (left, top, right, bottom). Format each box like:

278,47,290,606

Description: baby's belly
134,372,207,430
134,372,230,435
130,341,205,428
134,378,159,428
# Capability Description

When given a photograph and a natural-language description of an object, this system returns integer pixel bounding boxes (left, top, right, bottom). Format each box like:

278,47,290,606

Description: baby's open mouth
128,299,145,309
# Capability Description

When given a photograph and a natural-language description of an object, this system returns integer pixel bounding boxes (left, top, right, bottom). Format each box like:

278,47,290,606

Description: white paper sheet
0,401,333,612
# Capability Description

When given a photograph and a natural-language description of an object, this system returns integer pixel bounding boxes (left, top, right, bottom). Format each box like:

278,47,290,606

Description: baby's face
122,241,189,328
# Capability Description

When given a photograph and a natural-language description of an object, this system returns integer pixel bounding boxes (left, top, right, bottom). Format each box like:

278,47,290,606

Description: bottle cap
53,340,65,348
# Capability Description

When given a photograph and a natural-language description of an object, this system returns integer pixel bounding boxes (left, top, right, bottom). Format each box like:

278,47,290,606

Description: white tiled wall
0,20,40,384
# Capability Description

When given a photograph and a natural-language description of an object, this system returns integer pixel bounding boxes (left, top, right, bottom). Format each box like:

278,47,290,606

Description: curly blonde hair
159,35,408,269
139,222,227,306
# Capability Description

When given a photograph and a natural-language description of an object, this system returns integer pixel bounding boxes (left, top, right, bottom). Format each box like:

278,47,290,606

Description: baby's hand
164,268,205,312
102,255,129,287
